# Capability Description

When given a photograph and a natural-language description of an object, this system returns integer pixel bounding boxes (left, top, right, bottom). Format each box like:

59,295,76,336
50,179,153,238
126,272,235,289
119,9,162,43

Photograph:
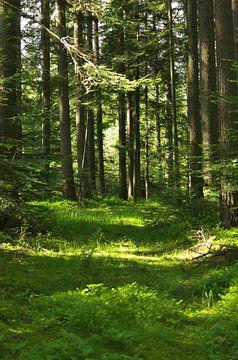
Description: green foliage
0,200,238,360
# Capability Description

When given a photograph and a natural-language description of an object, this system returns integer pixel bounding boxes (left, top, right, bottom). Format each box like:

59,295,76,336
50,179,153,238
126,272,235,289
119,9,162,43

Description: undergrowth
0,197,238,359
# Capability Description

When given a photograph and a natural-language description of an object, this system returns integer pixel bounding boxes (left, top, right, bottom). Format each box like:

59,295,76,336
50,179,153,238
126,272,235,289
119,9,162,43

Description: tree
0,0,22,158
56,0,76,200
41,0,51,182
198,0,218,184
187,0,204,198
215,0,238,227
167,0,179,187
94,16,106,196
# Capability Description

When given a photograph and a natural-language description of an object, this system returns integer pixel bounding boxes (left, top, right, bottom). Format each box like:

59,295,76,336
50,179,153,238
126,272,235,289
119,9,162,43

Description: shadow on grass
0,249,205,360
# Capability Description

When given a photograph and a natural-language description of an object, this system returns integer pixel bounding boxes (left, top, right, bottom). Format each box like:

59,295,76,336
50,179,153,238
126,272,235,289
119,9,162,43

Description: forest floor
0,198,238,359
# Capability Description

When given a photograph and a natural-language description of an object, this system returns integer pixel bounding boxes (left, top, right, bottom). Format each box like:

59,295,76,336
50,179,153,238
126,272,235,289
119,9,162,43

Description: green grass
0,198,238,359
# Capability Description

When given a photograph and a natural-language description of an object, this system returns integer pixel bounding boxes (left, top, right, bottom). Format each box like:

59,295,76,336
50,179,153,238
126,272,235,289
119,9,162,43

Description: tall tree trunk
41,0,51,182
86,12,96,193
118,91,128,199
145,85,149,200
118,13,127,200
232,0,238,58
56,0,76,200
165,86,174,188
215,0,238,228
155,84,162,182
187,0,204,198
94,17,105,196
0,0,21,159
198,0,218,184
167,0,179,187
133,86,140,201
74,11,87,198
128,92,134,200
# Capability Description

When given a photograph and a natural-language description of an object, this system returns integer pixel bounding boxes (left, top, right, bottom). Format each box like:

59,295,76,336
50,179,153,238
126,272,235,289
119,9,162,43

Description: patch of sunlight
113,216,144,226
93,250,181,267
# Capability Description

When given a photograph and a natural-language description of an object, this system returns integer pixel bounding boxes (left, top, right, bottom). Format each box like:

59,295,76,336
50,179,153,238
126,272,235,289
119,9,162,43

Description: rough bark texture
215,0,238,228
187,0,204,198
56,0,76,200
198,0,218,182
0,0,21,158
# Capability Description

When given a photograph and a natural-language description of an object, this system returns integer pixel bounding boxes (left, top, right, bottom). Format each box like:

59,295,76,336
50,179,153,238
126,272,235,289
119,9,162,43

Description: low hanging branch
0,0,155,94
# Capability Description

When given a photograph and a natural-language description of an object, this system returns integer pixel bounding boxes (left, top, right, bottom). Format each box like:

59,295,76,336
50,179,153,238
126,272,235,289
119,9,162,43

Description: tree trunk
198,0,218,184
215,0,238,228
86,12,96,193
0,0,22,159
165,86,174,188
167,0,180,188
74,11,87,198
187,0,204,198
128,92,134,200
41,0,51,182
94,17,105,196
56,0,76,200
145,86,149,200
118,91,128,199
232,0,238,58
133,86,140,201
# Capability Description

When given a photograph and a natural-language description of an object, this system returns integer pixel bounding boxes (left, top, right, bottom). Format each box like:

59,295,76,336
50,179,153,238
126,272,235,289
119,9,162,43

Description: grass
0,198,238,359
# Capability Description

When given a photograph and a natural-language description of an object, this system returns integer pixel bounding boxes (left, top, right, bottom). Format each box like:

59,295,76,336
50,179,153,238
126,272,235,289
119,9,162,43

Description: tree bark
0,0,22,158
167,0,179,188
41,0,51,182
86,12,96,193
56,0,76,200
187,0,204,198
94,17,105,196
198,0,218,184
128,92,134,200
215,0,238,227
74,11,87,198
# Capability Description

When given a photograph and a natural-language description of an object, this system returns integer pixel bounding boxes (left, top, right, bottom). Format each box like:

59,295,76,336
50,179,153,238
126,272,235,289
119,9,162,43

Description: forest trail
0,200,238,359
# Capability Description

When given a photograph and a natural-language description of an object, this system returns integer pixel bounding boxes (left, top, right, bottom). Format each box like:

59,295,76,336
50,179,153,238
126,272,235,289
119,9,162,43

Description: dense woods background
1,0,238,228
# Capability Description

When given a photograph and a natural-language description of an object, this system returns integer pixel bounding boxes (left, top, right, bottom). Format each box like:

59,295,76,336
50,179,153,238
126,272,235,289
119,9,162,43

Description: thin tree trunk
94,17,105,196
128,92,134,200
56,0,76,200
215,0,238,228
41,0,51,183
133,86,140,201
118,91,128,199
155,84,162,181
187,0,204,198
145,86,149,200
74,11,87,198
167,0,179,187
165,86,174,188
86,12,96,193
118,13,127,200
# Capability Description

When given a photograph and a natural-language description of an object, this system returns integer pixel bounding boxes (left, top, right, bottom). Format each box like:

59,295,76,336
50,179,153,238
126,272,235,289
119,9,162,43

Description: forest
1,0,238,359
